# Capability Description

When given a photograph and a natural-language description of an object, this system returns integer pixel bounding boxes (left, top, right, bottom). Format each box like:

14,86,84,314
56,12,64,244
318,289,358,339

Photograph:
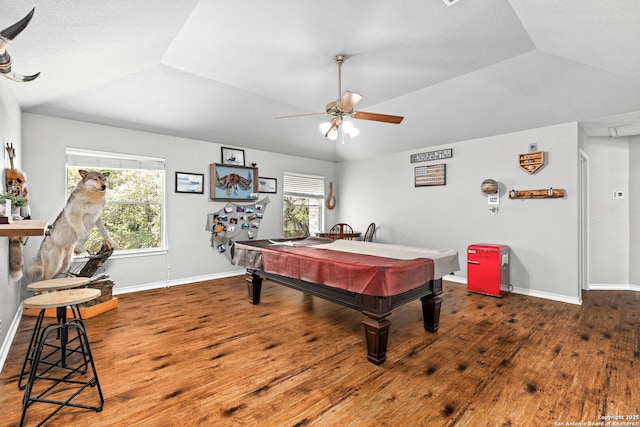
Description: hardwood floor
1,277,638,426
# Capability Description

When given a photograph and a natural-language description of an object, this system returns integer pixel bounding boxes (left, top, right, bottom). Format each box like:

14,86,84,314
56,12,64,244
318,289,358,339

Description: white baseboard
0,305,24,374
588,283,640,292
112,270,245,295
443,275,582,305
443,274,466,284
510,286,582,305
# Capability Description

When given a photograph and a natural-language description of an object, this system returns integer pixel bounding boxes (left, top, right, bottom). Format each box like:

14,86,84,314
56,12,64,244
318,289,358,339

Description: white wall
587,137,630,286
0,78,23,368
337,122,581,303
21,113,336,294
629,136,639,286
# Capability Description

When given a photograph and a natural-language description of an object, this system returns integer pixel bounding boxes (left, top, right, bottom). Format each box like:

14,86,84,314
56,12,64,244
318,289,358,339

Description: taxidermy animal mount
4,143,30,282
28,170,115,281
0,8,40,82
5,143,29,206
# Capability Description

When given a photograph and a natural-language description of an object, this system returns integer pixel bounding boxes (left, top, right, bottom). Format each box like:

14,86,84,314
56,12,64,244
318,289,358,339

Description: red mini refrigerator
467,244,510,297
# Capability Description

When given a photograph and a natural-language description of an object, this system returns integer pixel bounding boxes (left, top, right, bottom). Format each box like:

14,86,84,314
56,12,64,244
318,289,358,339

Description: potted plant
0,193,28,215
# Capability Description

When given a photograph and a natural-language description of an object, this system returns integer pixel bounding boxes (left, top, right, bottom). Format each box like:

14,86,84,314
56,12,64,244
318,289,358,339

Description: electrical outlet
613,191,624,199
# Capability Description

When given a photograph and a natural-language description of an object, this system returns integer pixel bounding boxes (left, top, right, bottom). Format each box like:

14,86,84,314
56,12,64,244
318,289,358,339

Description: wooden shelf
0,219,48,237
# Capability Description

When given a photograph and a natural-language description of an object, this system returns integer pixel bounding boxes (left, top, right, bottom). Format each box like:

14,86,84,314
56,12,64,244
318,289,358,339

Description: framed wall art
415,164,446,186
221,147,245,165
175,172,204,194
410,148,453,163
258,177,277,194
210,163,258,201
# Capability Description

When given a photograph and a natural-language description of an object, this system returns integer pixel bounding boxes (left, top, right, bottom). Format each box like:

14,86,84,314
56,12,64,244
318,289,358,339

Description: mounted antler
0,8,40,82
5,142,16,169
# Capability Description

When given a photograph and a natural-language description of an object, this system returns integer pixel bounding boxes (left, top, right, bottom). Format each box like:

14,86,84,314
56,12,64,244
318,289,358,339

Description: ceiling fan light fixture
319,122,332,134
341,120,360,138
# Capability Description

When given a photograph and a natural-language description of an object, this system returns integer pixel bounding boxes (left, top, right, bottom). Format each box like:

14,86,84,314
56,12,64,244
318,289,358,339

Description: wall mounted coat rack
509,188,565,199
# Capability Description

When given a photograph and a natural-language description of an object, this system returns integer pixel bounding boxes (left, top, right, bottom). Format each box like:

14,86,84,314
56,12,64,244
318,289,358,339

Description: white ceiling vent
609,123,640,137
442,0,464,6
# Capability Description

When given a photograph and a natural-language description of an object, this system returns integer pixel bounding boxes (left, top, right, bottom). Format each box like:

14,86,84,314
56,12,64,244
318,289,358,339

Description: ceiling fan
275,54,404,137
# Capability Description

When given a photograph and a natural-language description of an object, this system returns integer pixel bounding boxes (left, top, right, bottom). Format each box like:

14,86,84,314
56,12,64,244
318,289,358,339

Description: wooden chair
329,223,354,239
363,223,376,242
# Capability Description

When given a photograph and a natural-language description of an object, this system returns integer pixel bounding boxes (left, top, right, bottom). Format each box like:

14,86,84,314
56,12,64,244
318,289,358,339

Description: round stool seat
23,288,101,310
27,277,91,293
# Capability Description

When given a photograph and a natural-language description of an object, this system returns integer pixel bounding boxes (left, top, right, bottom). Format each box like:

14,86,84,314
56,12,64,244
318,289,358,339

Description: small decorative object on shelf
0,198,11,223
518,151,544,174
509,188,566,199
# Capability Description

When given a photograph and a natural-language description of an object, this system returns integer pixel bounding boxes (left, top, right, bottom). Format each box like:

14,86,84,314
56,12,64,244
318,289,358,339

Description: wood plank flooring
1,277,638,426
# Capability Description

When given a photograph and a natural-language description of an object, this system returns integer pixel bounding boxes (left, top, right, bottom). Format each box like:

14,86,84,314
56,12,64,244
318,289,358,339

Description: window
65,148,166,254
283,172,325,238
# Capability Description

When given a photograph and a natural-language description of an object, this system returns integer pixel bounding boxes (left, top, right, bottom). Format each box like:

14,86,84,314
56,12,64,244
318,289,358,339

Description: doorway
578,149,589,295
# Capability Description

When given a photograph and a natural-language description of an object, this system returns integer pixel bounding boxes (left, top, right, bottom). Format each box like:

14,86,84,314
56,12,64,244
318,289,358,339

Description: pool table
232,238,459,365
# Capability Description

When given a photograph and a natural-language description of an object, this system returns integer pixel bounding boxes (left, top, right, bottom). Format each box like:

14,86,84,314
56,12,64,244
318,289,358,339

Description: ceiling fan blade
337,91,363,111
353,111,404,124
274,112,326,119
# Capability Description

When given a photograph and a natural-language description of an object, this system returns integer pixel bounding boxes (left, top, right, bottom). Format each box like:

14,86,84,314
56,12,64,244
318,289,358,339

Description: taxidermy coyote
28,170,115,281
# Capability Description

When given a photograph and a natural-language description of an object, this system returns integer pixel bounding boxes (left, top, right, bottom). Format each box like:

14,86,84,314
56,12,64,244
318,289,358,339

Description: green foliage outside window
66,167,164,252
283,196,309,238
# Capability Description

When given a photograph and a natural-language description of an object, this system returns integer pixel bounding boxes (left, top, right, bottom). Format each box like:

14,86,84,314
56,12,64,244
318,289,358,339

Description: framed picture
258,177,277,193
415,164,446,187
210,163,258,201
175,172,204,194
221,147,245,166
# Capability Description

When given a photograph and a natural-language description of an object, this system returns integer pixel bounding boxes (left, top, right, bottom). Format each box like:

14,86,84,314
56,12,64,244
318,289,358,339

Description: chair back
329,223,354,239
363,222,376,242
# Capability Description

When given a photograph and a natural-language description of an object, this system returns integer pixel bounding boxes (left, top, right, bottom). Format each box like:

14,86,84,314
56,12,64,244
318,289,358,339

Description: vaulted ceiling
3,0,640,161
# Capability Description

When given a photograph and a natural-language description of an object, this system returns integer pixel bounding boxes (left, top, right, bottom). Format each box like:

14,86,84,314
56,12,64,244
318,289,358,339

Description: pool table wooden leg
361,315,391,365
421,294,442,332
246,271,262,305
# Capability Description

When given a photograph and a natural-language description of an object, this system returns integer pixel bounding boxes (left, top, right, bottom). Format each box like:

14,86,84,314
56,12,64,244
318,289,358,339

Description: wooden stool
19,277,92,390
20,288,104,427
26,276,91,293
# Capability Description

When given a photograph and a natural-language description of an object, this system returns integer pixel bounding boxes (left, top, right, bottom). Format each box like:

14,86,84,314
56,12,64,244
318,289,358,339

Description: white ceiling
3,0,640,162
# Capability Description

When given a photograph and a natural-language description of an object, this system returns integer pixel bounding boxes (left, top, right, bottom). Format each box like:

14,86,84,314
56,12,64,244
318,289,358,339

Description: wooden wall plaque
519,151,544,174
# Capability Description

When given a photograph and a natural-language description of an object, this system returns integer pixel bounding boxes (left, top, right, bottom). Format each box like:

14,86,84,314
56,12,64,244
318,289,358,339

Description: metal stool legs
20,321,103,427
18,305,89,390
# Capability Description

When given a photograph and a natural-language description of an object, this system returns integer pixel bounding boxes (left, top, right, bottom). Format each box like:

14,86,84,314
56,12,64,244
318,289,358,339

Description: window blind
283,172,325,198
66,148,165,171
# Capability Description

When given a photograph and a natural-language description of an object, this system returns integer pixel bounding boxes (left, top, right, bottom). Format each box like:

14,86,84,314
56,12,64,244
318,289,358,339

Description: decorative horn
1,8,35,41
0,8,40,82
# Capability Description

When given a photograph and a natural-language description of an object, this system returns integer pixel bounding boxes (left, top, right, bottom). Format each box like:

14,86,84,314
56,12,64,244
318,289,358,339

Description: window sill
72,247,168,261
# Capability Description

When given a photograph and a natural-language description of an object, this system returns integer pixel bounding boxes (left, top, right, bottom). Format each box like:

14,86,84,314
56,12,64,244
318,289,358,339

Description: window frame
65,148,167,257
282,172,325,237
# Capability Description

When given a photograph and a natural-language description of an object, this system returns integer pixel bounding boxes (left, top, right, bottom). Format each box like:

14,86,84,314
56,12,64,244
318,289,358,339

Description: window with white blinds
283,172,325,198
283,172,325,238
66,148,165,171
